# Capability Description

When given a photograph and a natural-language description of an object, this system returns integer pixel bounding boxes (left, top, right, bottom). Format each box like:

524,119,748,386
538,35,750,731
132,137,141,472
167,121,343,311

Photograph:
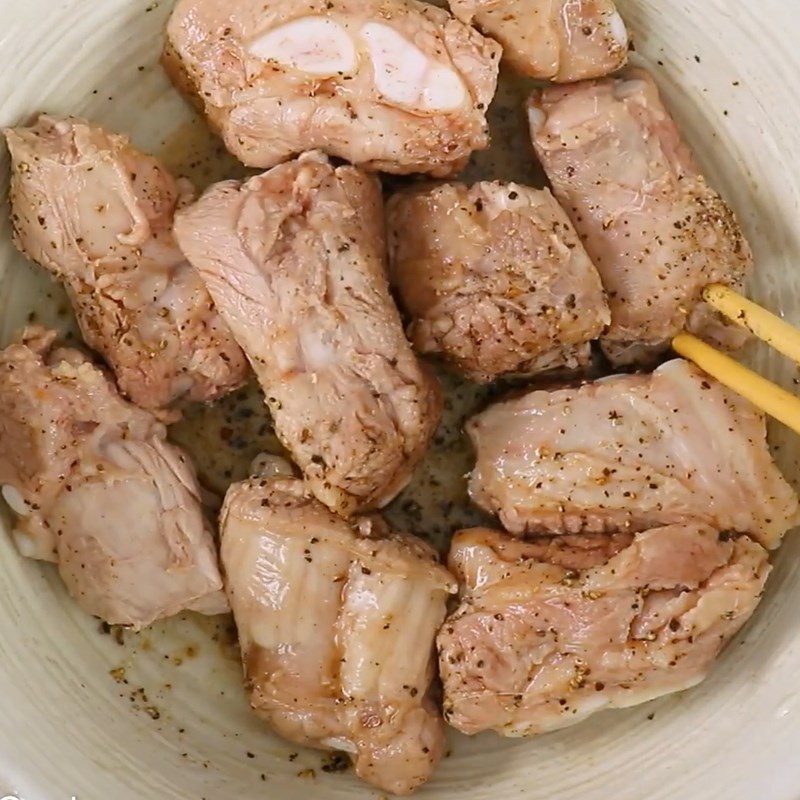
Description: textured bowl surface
2,1,800,798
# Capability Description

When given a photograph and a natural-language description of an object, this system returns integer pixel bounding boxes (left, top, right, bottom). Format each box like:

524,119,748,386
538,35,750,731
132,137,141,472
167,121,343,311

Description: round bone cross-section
163,0,501,176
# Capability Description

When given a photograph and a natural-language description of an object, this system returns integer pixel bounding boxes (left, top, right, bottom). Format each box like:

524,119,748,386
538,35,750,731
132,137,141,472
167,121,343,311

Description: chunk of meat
163,0,500,176
438,525,770,736
220,473,456,795
448,0,627,81
528,69,753,365
0,328,227,628
174,151,442,517
387,181,609,382
4,115,248,410
468,359,800,548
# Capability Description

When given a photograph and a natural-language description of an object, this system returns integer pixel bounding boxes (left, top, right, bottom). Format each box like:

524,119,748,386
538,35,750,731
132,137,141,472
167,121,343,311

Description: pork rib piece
438,525,769,736
0,328,227,629
221,469,456,795
4,115,248,411
163,0,500,176
387,181,609,382
448,0,627,81
468,359,800,549
528,69,753,365
175,151,442,518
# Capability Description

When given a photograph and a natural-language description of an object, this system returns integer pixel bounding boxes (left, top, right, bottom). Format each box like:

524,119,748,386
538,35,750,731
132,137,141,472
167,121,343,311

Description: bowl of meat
1,0,800,798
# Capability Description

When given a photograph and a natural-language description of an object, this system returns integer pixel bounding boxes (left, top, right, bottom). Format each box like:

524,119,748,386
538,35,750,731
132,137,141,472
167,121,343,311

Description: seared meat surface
4,115,247,411
528,69,753,365
164,0,500,176
387,181,609,381
0,328,226,628
468,359,799,548
438,525,769,736
175,151,442,518
220,470,455,795
449,0,627,81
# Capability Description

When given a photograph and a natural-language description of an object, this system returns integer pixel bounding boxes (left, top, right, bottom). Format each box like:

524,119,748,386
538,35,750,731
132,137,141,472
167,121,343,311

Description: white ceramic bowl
2,1,800,798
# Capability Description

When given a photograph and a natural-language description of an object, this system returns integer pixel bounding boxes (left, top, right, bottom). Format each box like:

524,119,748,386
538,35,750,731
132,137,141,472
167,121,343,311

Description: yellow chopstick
672,332,800,436
703,284,800,364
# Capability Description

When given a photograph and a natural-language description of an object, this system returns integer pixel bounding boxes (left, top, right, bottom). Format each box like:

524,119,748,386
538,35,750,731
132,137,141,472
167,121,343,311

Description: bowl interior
1,1,800,798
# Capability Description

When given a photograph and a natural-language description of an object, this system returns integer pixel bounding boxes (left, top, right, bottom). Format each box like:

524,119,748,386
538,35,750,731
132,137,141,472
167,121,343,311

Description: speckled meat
438,525,769,736
221,465,456,795
174,152,442,518
387,180,609,382
448,0,628,81
0,328,227,629
468,359,800,549
528,69,753,365
4,115,248,411
164,0,500,176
